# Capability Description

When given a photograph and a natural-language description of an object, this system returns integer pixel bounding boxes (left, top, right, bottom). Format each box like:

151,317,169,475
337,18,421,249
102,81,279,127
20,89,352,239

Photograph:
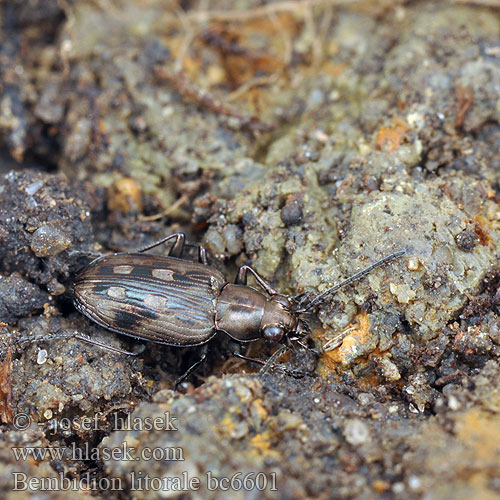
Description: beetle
72,233,405,386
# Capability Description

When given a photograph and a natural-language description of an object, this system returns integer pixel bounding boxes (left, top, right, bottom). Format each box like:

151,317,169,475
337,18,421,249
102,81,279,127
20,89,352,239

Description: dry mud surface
0,1,499,499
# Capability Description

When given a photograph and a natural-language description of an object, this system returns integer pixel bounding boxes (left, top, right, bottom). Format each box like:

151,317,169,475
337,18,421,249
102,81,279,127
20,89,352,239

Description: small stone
392,482,405,494
409,403,420,414
229,421,249,439
204,227,226,257
405,385,415,395
223,224,243,256
380,357,401,381
357,393,372,405
344,419,370,445
408,475,421,490
65,118,92,161
47,278,66,295
25,180,44,196
455,230,479,252
34,82,65,124
281,202,303,226
447,394,461,411
37,349,48,365
31,225,72,257
390,283,416,304
407,256,420,270
107,177,143,214
372,479,390,493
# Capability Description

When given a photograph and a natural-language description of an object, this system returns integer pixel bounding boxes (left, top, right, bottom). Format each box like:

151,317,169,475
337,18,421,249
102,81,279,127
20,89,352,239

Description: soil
0,1,499,499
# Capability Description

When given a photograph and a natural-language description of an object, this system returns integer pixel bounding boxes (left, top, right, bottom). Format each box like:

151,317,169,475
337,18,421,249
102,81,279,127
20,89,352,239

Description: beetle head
261,294,299,343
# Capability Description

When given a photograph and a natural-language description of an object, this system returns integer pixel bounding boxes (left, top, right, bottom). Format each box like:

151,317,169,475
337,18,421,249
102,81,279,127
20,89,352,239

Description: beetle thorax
215,285,297,343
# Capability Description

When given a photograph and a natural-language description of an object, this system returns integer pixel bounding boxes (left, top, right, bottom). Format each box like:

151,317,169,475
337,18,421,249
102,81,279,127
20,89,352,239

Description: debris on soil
0,1,499,499
0,346,13,424
0,273,49,324
0,171,94,290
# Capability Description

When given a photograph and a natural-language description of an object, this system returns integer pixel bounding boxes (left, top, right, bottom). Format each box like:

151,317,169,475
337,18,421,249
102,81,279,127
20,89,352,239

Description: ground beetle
72,233,405,386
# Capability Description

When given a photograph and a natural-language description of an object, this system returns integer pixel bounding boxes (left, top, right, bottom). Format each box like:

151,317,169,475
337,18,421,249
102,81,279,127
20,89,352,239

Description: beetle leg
174,346,208,390
198,246,208,265
231,350,267,367
11,332,139,356
73,334,140,355
289,337,321,356
228,340,266,367
235,265,278,296
260,345,288,373
231,349,311,378
177,242,209,263
167,233,186,257
136,233,186,254
173,242,209,264
135,233,209,264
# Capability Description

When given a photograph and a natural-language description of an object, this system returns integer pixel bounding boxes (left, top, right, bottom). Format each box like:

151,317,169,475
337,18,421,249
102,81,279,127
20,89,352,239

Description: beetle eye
263,325,285,342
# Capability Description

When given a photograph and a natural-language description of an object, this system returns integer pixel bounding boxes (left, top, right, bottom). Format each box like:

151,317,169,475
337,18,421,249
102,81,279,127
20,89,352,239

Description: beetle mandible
73,233,405,385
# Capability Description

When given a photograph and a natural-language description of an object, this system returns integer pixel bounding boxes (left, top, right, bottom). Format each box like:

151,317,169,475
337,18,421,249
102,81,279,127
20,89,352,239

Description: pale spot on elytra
144,294,167,310
107,286,126,299
152,268,175,281
113,265,133,274
210,276,220,291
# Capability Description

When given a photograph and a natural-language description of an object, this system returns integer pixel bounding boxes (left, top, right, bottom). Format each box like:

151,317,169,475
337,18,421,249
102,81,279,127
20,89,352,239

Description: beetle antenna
296,249,406,313
232,346,312,378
